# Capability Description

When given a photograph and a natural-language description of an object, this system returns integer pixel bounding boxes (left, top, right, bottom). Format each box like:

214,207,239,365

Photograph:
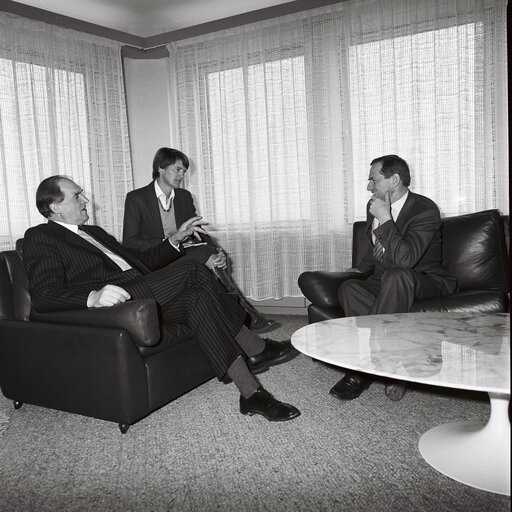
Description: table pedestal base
419,393,510,495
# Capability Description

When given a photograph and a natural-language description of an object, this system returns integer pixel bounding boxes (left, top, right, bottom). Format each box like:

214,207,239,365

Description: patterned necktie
372,217,385,261
373,237,385,261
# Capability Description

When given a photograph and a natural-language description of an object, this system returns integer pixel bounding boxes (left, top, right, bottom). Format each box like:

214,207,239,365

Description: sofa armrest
0,319,149,423
30,299,160,347
298,271,371,309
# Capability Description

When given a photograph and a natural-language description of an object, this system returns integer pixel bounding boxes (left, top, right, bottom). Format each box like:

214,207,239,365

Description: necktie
77,227,132,271
372,218,385,262
373,237,385,261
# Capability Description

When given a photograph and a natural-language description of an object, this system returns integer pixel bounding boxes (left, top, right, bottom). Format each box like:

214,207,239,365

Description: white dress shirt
154,180,175,211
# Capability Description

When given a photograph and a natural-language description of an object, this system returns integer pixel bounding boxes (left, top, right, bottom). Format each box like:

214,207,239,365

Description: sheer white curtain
168,0,508,300
0,13,133,249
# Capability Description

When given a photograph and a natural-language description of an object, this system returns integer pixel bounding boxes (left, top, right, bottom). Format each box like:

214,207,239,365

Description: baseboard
247,297,308,316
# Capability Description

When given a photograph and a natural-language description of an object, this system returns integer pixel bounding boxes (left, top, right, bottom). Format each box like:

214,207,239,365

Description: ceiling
7,0,303,38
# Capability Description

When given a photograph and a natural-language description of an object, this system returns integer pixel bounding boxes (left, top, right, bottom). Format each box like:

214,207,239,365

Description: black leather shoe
250,316,280,334
240,389,300,421
385,382,407,401
247,338,297,373
329,373,373,400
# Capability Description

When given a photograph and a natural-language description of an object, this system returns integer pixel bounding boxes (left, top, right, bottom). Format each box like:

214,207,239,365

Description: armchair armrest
30,299,161,347
298,271,371,309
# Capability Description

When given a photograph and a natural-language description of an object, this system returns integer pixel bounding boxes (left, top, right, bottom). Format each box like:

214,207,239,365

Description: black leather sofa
0,243,215,433
299,209,509,323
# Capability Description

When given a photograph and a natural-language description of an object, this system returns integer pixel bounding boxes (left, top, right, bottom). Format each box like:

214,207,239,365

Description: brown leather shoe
240,389,300,421
329,372,373,400
385,382,407,401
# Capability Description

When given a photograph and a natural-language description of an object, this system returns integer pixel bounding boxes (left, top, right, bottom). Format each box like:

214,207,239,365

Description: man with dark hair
329,155,457,401
151,147,190,180
23,175,300,422
123,147,276,333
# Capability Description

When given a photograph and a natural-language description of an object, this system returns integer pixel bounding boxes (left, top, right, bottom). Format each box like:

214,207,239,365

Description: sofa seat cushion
410,290,508,314
298,270,371,308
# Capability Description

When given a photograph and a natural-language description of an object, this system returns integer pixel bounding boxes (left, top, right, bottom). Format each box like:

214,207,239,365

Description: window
0,58,91,246
349,23,479,218
0,13,132,249
204,56,310,226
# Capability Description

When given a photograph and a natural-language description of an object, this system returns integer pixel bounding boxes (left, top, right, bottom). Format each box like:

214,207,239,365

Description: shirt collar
53,220,80,234
391,190,409,221
154,180,175,210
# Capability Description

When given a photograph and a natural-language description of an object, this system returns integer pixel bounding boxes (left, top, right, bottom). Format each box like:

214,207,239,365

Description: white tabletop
291,312,510,394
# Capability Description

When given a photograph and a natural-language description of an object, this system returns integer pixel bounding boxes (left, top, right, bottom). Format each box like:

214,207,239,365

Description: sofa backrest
442,210,508,292
0,249,31,321
352,209,509,293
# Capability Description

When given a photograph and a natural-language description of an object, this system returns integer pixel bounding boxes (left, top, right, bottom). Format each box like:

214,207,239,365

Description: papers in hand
182,241,207,248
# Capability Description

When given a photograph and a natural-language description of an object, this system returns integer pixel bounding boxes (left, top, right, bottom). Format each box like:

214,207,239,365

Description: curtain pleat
0,12,133,248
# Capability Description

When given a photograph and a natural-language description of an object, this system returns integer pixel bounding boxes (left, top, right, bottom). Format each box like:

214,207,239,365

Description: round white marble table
291,312,510,495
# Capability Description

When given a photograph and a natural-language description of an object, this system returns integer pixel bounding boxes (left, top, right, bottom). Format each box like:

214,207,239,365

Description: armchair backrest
0,249,31,321
1,239,163,348
351,209,509,293
441,210,508,292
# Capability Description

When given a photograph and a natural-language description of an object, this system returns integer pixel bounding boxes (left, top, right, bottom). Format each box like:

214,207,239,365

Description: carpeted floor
0,315,509,511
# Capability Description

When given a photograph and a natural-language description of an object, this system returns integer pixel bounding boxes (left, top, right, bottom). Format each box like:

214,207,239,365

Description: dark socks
227,355,261,398
234,325,266,356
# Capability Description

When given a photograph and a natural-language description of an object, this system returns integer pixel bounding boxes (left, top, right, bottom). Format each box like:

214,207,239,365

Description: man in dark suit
330,155,457,401
23,175,300,422
123,147,276,333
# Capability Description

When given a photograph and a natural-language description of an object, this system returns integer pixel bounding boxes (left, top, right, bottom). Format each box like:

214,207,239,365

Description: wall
123,56,172,189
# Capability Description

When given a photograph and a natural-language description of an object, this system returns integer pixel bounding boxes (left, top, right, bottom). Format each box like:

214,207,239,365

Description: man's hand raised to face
369,191,393,224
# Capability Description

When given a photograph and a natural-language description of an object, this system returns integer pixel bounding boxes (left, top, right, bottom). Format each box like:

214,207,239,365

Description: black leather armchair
299,209,509,323
0,243,215,433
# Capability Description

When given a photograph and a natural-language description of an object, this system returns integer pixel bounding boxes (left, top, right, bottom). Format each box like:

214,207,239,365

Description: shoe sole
329,390,364,400
240,408,301,421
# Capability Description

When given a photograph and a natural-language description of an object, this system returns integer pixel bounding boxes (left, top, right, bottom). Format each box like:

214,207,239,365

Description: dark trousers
338,268,445,317
127,259,246,378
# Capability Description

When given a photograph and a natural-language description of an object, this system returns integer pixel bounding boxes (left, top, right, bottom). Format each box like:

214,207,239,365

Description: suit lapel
147,182,165,238
48,221,151,274
394,192,416,232
48,221,105,256
173,189,186,227
81,224,151,274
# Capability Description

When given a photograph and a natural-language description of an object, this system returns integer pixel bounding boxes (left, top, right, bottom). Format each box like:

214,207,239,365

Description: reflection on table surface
291,312,510,393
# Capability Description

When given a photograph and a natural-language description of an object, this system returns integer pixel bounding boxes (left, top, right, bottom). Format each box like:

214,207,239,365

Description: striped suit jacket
23,221,184,313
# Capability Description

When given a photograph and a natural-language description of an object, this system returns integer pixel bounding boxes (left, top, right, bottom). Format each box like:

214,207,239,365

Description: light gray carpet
0,315,509,511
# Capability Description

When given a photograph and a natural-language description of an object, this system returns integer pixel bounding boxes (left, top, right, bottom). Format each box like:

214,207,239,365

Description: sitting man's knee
174,258,205,276
338,279,361,303
381,268,415,287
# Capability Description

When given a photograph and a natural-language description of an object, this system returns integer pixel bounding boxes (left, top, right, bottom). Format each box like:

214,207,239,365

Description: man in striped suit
23,176,300,422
